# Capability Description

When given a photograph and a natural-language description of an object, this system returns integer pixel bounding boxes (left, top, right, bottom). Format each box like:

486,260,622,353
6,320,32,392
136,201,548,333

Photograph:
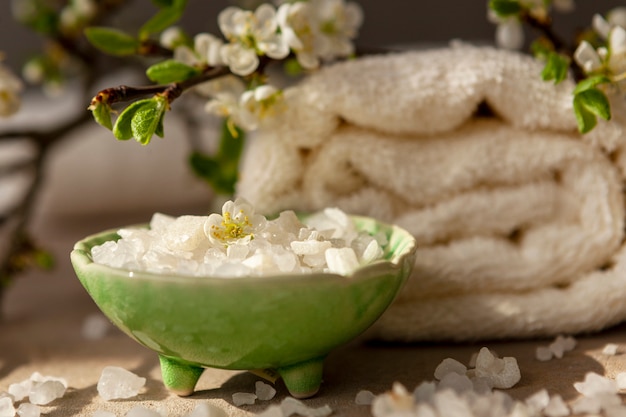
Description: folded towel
236,44,626,341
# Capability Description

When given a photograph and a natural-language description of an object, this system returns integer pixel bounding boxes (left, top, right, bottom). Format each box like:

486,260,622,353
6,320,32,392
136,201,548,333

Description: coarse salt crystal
232,392,256,406
536,346,553,362
324,247,359,275
473,347,521,389
183,402,228,417
525,389,550,414
255,381,276,401
544,394,570,417
279,397,332,417
434,358,467,380
603,343,620,356
125,405,162,417
573,372,618,397
438,372,473,394
97,366,146,401
28,380,66,405
616,372,626,390
354,390,375,405
16,403,40,417
0,397,15,417
81,313,112,340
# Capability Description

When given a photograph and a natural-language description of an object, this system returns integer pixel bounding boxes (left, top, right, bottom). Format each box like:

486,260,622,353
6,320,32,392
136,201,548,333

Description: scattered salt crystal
432,389,472,417
255,381,276,401
0,396,15,417
279,397,332,417
232,392,256,406
548,340,565,359
434,358,467,380
573,372,618,397
371,383,413,417
437,372,473,394
570,395,603,415
16,403,40,417
183,402,228,417
125,406,162,417
412,381,436,403
163,215,208,251
28,380,66,405
81,313,112,340
536,346,553,362
525,389,550,414
473,347,521,389
255,405,283,417
603,343,620,356
97,366,146,401
8,380,30,402
354,390,375,405
544,394,569,417
92,411,117,417
616,372,626,390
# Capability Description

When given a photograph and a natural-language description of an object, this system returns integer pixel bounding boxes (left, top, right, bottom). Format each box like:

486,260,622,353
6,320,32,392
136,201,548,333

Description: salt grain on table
97,366,146,401
232,392,256,406
354,390,375,405
255,381,276,401
0,397,15,417
602,343,620,356
16,403,40,417
28,380,66,405
184,402,228,417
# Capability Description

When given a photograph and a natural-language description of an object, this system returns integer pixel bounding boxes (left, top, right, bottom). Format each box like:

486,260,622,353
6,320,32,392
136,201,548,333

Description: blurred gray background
1,0,625,72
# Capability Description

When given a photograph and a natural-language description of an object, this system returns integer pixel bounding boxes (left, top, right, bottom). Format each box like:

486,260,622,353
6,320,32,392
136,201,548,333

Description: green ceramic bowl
70,215,416,398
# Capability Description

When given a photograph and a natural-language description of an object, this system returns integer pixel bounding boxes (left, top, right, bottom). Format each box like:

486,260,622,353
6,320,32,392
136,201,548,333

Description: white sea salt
0,396,15,417
91,200,385,278
279,397,332,417
125,406,162,417
81,313,112,340
544,394,570,417
97,366,146,401
434,358,467,380
536,346,553,362
573,372,618,397
355,390,376,405
28,380,66,405
16,403,39,417
473,347,521,389
603,343,620,356
255,381,276,401
183,402,228,417
232,392,256,406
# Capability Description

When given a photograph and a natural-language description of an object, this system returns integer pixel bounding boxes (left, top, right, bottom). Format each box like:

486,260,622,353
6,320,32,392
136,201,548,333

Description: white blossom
607,7,626,29
160,26,186,49
488,9,524,50
574,40,603,73
277,1,320,69
308,0,363,60
0,58,23,117
204,197,267,246
174,32,224,68
218,4,289,75
235,84,284,130
203,75,247,117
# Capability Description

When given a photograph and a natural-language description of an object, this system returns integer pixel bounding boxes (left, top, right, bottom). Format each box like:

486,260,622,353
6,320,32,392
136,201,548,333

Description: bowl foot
159,355,205,396
277,357,324,399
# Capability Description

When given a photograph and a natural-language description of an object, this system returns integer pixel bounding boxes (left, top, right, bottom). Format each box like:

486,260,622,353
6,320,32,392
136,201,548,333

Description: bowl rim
71,214,417,285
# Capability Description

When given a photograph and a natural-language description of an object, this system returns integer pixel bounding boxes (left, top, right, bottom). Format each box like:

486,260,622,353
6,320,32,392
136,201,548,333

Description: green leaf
130,97,168,145
146,59,200,84
573,75,612,94
489,0,522,17
530,39,553,60
139,0,188,38
112,99,152,140
90,101,113,130
84,27,140,56
541,52,570,84
573,94,597,134
576,88,611,121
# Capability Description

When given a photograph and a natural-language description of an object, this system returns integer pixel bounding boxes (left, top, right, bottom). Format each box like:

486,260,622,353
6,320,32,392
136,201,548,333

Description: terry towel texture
236,44,626,341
